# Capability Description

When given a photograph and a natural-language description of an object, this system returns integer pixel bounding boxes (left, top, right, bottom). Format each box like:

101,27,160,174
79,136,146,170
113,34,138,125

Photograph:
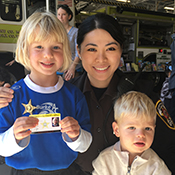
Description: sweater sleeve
64,89,92,153
0,126,29,157
62,128,92,152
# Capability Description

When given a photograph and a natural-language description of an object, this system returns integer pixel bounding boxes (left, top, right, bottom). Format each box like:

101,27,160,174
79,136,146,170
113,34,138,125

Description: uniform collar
83,69,121,100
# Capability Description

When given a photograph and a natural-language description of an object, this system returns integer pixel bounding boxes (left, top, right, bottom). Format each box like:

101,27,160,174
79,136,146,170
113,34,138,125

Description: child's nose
44,49,53,59
137,129,145,138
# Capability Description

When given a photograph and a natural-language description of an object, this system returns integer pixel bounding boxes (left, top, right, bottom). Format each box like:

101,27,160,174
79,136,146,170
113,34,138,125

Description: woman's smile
93,66,110,71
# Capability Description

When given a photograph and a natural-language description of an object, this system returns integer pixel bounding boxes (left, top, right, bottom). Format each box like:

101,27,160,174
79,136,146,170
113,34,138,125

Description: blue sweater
0,76,91,171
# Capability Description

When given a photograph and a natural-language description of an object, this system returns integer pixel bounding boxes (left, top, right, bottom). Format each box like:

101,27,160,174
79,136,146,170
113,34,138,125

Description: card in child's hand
29,113,61,133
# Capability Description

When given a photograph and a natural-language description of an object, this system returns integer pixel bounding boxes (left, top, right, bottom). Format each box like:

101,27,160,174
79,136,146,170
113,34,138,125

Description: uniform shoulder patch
11,85,21,91
156,100,175,130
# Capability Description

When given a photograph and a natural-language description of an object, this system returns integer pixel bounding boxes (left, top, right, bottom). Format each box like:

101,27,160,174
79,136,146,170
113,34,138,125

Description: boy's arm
153,163,172,175
0,126,29,157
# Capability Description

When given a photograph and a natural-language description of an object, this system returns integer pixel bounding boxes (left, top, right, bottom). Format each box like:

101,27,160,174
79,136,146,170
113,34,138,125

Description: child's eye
36,45,42,49
145,127,152,131
53,46,60,50
128,127,135,130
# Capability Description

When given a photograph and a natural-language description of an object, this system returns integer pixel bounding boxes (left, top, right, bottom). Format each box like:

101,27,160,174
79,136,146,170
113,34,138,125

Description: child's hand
60,117,80,141
13,117,39,143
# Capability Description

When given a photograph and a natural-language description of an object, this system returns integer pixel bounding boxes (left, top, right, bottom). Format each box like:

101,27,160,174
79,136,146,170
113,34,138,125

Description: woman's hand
6,60,15,66
5,60,15,66
60,116,80,141
64,65,76,81
0,83,14,108
64,56,81,81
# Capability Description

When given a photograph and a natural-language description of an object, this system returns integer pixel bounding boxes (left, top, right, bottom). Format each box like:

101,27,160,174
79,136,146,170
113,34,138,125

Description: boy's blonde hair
114,91,156,124
15,11,71,72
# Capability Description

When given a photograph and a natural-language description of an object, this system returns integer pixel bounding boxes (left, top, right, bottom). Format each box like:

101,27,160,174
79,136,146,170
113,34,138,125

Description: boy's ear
112,121,120,137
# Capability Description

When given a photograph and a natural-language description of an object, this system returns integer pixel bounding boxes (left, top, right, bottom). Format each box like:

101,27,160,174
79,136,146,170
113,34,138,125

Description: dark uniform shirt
70,69,175,174
72,71,120,172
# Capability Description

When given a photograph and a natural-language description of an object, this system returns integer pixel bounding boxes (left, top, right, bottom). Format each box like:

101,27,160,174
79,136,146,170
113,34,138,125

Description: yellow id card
29,113,61,133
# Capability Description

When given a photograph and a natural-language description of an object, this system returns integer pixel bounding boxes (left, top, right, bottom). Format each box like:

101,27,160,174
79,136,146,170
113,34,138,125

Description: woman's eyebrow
85,42,118,47
85,43,97,47
106,42,119,46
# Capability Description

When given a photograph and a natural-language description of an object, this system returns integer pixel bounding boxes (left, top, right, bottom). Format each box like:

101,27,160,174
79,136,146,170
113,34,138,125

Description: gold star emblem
22,99,37,115
41,120,49,128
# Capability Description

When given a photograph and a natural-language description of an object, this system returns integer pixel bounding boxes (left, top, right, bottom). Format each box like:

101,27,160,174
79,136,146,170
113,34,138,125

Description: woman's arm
0,83,14,108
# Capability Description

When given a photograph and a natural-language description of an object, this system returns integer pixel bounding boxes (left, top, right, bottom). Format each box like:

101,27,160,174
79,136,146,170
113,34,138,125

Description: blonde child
0,12,92,175
92,91,171,175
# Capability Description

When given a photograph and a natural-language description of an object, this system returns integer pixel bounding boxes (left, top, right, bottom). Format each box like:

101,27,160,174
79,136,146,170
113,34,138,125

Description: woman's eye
87,48,96,52
107,47,116,51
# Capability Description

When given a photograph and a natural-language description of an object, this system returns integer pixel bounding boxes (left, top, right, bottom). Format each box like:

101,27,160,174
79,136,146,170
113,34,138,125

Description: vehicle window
0,0,22,21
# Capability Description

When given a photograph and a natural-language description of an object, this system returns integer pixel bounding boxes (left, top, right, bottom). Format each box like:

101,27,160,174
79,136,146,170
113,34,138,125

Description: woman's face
57,8,70,25
78,29,122,88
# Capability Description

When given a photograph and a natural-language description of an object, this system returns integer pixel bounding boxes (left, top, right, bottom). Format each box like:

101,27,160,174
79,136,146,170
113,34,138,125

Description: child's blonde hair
114,91,156,124
15,11,71,72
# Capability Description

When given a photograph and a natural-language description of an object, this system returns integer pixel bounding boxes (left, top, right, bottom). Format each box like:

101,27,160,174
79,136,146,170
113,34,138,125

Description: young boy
92,91,171,175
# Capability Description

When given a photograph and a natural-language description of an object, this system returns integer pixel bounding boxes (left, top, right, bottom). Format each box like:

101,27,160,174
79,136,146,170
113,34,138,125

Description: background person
164,33,175,123
57,4,82,81
92,91,171,175
0,66,12,87
1,13,175,175
0,11,92,175
160,61,172,104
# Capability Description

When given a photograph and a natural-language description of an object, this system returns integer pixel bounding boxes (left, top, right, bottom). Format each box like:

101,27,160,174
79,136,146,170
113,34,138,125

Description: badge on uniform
156,100,175,129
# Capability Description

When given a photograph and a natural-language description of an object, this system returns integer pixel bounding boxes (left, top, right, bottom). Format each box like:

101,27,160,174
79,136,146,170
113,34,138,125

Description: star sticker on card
22,99,37,115
41,120,49,128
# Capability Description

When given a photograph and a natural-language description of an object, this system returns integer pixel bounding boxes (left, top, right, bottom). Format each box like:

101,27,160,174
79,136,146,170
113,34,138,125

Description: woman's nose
57,15,61,20
96,51,106,62
59,15,63,20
